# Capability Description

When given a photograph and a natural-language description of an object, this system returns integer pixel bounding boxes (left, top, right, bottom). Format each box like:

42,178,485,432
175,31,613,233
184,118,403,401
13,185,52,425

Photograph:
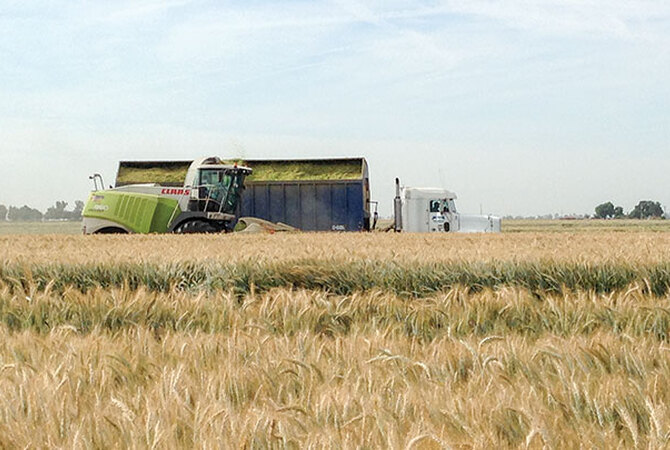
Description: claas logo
161,188,191,195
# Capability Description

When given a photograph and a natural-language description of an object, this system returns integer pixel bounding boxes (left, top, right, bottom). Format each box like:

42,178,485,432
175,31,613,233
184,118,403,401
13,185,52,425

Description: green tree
70,200,85,220
613,206,625,218
0,204,6,221
7,205,43,222
629,200,664,219
43,200,85,221
594,202,615,219
44,201,68,220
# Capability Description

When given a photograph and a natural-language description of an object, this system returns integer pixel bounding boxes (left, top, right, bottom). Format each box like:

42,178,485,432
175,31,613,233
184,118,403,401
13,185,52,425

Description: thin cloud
436,0,670,41
102,0,197,22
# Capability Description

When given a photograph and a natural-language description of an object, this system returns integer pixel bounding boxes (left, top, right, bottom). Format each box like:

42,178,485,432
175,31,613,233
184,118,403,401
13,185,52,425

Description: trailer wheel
174,220,219,234
94,227,128,234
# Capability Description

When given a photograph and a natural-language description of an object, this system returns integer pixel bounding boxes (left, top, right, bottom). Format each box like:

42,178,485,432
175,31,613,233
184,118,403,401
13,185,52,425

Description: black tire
174,220,219,234
94,227,128,234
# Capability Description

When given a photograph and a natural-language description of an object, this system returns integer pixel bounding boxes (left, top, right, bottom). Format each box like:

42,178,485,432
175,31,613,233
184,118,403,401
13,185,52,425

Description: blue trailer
240,158,371,231
114,157,372,232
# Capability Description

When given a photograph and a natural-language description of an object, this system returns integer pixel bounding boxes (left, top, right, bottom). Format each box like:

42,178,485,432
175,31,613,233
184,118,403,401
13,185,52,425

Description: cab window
199,170,221,186
441,199,450,213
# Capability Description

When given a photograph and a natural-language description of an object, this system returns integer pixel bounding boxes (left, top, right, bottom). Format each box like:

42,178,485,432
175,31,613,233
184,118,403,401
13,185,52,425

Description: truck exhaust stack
394,177,402,232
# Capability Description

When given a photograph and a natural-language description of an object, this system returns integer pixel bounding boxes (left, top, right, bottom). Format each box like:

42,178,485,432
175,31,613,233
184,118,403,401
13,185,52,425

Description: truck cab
396,184,501,233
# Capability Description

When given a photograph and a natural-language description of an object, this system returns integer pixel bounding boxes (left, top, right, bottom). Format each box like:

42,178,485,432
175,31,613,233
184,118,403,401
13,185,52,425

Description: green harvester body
83,191,181,233
82,156,251,234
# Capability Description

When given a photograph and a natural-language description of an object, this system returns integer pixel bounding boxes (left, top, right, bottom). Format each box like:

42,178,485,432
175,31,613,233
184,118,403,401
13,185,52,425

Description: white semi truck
393,178,501,233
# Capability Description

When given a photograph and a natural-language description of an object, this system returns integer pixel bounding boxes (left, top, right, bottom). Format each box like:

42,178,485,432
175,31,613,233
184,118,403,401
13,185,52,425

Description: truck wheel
174,220,218,234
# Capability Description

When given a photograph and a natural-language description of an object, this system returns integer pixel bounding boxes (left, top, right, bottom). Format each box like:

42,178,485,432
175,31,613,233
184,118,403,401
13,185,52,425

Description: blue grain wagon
240,158,371,231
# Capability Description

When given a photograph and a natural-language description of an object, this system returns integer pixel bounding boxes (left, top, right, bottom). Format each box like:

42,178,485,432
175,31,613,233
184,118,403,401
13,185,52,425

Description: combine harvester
82,157,251,234
392,178,501,233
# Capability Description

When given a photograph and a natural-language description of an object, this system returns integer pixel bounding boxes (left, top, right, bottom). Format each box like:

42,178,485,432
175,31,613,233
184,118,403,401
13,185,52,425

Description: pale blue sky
1,0,669,216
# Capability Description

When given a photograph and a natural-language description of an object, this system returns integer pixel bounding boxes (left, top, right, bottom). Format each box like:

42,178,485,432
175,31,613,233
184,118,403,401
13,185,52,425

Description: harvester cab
184,157,245,214
82,156,251,234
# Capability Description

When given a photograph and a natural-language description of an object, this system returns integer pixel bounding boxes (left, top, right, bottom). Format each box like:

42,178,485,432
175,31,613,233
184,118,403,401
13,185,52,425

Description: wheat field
3,230,670,265
1,228,669,448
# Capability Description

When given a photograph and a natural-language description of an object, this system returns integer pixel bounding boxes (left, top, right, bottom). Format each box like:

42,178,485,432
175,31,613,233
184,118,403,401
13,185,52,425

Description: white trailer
394,178,501,233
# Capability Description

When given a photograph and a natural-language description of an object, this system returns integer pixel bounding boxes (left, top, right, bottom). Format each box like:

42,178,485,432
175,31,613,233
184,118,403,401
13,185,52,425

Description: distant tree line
502,213,592,220
594,200,665,219
0,201,84,222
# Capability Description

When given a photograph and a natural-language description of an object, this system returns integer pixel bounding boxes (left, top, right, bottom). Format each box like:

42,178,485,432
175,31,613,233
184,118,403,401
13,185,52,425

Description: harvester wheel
174,220,218,234
94,227,128,234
